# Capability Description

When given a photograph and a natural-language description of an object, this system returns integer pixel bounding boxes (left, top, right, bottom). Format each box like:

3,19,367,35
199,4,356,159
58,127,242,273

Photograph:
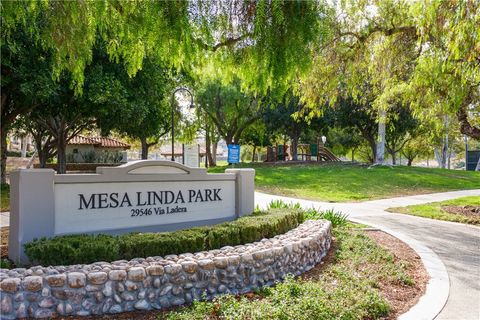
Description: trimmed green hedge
24,208,304,266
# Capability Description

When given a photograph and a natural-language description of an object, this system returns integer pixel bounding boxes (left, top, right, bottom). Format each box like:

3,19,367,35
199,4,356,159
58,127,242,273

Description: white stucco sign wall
54,180,235,234
9,161,255,263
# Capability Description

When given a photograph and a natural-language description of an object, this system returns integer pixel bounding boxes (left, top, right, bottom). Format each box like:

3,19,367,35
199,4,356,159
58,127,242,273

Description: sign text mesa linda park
78,188,223,210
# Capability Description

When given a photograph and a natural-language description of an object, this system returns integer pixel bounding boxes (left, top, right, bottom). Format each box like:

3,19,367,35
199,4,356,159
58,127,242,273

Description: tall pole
171,87,194,162
171,92,175,161
464,135,468,170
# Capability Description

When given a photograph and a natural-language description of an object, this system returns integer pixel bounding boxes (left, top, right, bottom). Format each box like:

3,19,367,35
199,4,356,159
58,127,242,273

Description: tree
1,27,57,182
2,1,325,95
32,76,96,173
240,121,271,162
401,137,431,167
301,0,479,145
196,79,264,146
263,93,311,161
87,49,174,160
385,103,419,164
333,96,378,164
12,114,56,168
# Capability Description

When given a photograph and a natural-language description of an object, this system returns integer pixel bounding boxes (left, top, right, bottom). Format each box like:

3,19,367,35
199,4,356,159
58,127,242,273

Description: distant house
67,135,130,163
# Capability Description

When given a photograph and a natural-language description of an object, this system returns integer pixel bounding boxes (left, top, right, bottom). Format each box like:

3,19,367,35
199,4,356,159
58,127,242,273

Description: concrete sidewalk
0,211,9,228
256,190,480,320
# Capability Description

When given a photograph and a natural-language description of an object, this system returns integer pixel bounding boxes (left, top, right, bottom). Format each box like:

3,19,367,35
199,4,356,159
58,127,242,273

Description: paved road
256,190,480,320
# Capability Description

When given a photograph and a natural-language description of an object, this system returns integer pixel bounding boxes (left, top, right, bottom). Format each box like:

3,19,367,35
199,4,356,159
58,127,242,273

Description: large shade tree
196,79,265,145
87,49,175,160
1,1,325,94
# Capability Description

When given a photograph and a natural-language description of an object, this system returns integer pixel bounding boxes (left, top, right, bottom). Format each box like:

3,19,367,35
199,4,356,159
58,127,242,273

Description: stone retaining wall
0,220,332,319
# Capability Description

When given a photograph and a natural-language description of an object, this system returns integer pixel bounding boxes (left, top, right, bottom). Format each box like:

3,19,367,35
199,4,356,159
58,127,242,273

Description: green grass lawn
388,196,480,225
0,184,9,212
209,162,480,202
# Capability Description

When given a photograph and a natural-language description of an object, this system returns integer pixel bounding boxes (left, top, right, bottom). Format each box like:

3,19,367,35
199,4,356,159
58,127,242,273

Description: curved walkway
255,189,480,320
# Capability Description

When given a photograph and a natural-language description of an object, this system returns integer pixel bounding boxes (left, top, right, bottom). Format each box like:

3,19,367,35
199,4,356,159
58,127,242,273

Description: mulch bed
441,205,480,218
363,230,428,320
301,230,428,320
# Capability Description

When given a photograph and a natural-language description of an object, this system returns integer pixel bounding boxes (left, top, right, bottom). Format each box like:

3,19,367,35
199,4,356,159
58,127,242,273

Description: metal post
465,135,468,170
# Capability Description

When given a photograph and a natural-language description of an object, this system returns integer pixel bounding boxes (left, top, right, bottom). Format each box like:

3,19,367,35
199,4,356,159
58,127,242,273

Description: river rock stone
127,267,146,281
38,297,56,308
1,294,13,314
67,272,86,288
46,274,66,287
146,265,164,276
198,259,215,270
87,272,108,285
0,278,20,293
23,276,43,292
134,299,149,310
181,261,197,274
109,270,127,281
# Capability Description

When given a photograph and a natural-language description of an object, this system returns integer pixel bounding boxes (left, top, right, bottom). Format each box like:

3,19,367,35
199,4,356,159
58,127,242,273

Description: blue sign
228,144,240,164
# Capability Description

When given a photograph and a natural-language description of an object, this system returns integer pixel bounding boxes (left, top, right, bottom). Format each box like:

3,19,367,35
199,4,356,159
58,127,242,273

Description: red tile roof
68,135,130,149
69,135,98,145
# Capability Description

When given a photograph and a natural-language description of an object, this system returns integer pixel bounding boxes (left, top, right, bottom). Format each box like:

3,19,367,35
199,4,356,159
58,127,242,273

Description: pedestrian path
0,211,9,228
256,189,480,320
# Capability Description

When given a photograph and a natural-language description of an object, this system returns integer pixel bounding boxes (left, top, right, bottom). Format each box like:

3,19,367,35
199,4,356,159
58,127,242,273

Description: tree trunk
211,141,217,166
21,136,27,158
375,109,386,164
252,145,256,162
57,139,67,174
457,105,480,140
140,137,148,160
391,151,396,165
475,157,480,171
39,149,48,168
1,126,8,184
291,136,298,161
205,130,214,167
367,138,377,164
407,158,413,166
35,139,47,168
351,149,355,162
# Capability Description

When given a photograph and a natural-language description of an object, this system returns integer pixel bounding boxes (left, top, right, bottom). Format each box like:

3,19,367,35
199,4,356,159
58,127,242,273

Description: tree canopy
1,0,325,94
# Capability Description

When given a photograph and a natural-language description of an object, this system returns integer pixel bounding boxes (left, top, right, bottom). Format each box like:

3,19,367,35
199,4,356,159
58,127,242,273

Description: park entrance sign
9,161,255,263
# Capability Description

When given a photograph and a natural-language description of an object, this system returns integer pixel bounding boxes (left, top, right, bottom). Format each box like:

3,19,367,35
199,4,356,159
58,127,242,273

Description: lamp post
171,87,194,162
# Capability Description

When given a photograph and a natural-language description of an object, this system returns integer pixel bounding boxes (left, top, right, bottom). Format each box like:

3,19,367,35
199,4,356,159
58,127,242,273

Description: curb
349,217,449,320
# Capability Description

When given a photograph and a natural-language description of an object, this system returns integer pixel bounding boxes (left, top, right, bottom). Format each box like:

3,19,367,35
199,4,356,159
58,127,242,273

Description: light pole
171,87,194,162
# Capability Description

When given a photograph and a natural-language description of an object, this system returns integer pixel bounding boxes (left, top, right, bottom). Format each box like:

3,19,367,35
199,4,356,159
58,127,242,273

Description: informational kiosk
9,161,255,263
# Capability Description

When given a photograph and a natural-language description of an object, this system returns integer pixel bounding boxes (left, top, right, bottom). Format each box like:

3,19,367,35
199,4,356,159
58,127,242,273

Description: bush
119,228,206,260
24,208,304,266
24,234,120,266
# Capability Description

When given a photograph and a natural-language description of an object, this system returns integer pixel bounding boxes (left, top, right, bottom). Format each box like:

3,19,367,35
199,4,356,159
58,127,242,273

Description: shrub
24,234,120,266
119,228,206,260
24,208,304,266
0,258,14,269
304,207,348,227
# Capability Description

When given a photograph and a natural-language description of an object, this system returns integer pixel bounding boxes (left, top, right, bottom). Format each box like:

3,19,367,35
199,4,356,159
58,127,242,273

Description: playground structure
266,141,340,162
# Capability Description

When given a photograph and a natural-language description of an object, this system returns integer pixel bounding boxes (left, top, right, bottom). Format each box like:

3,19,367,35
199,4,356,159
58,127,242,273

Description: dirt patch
364,230,428,320
442,205,480,218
